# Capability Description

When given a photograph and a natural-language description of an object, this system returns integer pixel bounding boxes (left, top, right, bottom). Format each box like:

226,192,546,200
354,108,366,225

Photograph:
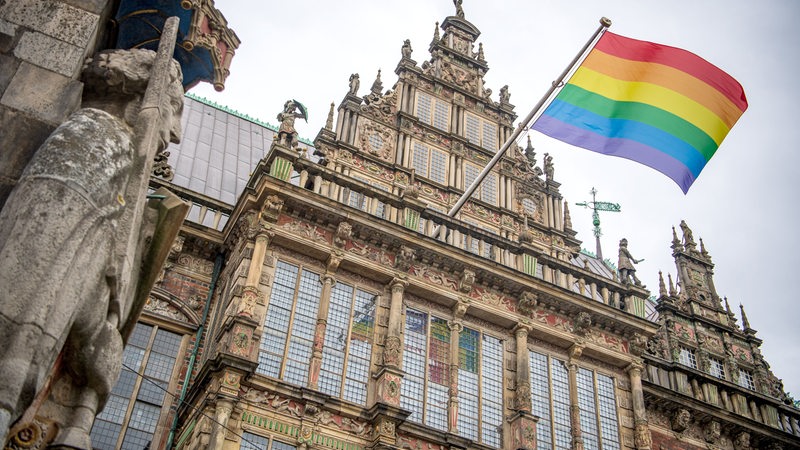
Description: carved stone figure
618,238,643,285
401,39,413,59
671,408,691,433
733,431,752,450
500,85,511,104
277,100,307,148
334,221,352,248
679,220,695,249
453,0,464,18
574,311,592,336
394,244,416,272
348,73,360,95
703,420,721,443
544,153,554,181
0,48,184,447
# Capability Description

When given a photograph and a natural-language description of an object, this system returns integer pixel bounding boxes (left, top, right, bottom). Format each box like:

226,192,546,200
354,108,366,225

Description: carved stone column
628,361,652,450
509,321,539,450
308,273,336,390
567,345,584,450
374,277,407,407
447,320,463,434
207,399,234,450
514,323,533,412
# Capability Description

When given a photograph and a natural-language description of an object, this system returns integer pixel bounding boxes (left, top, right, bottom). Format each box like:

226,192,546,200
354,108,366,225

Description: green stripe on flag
523,254,537,276
270,157,293,181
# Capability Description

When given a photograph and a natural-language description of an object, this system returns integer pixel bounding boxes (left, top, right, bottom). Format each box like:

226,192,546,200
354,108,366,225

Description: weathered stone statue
618,238,643,285
348,73,360,95
544,152,554,181
277,100,307,148
499,85,510,104
0,47,184,448
401,39,413,59
453,0,464,18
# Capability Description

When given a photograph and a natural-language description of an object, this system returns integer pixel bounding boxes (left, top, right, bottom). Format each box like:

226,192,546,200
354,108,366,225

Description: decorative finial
477,42,485,62
740,303,754,333
432,22,440,44
671,226,682,250
658,271,667,297
370,69,383,95
668,273,677,296
325,102,335,131
699,237,709,257
525,136,536,166
563,200,572,229
724,297,737,323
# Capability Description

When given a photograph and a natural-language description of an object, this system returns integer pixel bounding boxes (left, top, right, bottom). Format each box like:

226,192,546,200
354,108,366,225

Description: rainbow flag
532,31,747,193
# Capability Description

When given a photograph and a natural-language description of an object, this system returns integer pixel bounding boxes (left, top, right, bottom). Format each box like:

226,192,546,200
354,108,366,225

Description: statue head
620,238,628,247
82,48,184,151
733,431,751,450
671,408,691,432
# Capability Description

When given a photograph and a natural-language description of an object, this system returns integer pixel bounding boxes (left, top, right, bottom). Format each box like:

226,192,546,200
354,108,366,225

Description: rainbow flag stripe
532,31,747,193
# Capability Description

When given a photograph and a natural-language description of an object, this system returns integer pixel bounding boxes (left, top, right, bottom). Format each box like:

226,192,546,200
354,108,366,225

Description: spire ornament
563,200,572,229
432,22,440,45
668,273,677,296
658,271,667,297
325,102,335,131
740,304,756,335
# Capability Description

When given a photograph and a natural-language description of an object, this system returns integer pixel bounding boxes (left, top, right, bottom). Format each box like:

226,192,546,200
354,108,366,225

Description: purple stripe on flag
533,114,696,193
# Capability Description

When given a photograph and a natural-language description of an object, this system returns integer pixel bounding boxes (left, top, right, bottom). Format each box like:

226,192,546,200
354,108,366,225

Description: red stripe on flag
596,32,748,112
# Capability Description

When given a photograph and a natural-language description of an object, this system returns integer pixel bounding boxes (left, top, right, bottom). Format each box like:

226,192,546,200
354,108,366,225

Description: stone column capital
319,272,336,286
514,321,533,338
626,359,645,376
390,276,408,293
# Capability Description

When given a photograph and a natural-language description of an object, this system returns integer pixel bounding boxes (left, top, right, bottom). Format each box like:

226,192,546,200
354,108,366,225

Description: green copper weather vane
576,187,620,260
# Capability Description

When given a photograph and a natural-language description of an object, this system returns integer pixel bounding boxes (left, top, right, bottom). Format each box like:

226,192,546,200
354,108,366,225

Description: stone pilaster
308,273,336,390
567,344,584,450
514,322,533,412
207,399,234,450
627,361,652,450
374,277,407,408
447,321,463,434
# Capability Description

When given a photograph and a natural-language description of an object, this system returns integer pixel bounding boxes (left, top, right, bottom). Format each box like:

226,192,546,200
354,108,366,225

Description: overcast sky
191,0,800,397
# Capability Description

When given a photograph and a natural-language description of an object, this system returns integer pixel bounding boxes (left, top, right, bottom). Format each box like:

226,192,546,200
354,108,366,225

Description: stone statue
679,219,695,248
500,85,510,104
0,48,184,447
401,39,413,59
454,0,464,18
733,431,752,450
348,73,360,95
277,99,307,148
544,153,554,181
618,238,643,285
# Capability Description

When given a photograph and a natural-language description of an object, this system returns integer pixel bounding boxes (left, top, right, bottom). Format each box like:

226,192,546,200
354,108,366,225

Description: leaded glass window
739,369,755,390
90,323,184,450
679,347,697,369
710,358,725,379
464,112,498,151
464,162,498,205
531,352,621,450
319,282,376,405
399,309,449,431
240,432,297,450
412,142,447,185
400,310,502,447
257,261,321,386
415,91,450,131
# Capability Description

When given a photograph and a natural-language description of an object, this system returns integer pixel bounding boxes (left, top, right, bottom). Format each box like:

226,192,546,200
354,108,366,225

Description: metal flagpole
435,17,612,233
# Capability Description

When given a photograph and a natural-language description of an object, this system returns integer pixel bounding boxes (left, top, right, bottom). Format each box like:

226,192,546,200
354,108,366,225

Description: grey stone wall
0,0,113,208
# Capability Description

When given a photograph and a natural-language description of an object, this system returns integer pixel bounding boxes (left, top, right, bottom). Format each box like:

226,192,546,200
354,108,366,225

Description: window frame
678,347,698,369
463,161,498,205
256,260,322,385
415,91,451,132
90,323,186,450
411,141,448,185
463,112,498,151
530,350,622,450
